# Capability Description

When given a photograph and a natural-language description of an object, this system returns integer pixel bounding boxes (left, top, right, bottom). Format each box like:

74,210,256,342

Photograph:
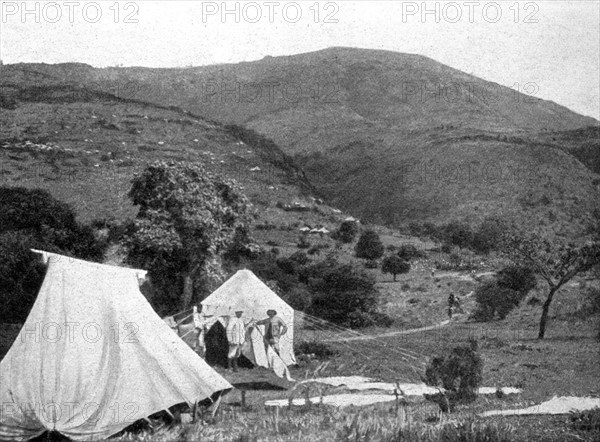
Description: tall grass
115,406,516,442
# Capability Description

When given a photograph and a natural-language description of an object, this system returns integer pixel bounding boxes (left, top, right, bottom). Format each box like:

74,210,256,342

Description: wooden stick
211,393,223,419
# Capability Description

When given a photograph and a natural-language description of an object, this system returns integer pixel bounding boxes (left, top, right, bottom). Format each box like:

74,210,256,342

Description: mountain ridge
2,47,599,235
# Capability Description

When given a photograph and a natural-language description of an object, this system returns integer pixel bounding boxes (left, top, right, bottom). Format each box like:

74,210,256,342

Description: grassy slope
11,48,598,232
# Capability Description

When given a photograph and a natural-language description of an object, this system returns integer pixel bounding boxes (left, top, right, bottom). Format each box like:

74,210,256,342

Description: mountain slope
2,48,599,234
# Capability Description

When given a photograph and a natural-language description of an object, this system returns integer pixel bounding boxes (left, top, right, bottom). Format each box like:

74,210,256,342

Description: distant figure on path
447,293,455,319
257,309,288,356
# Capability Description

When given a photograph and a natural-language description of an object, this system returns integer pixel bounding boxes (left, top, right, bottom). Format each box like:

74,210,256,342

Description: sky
1,1,599,119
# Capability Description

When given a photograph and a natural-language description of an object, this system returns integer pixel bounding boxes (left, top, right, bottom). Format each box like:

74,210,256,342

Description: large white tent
0,252,232,441
201,270,296,372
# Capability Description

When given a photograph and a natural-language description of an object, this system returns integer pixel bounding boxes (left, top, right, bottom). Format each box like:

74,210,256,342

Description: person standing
447,293,455,319
226,310,247,371
256,309,287,356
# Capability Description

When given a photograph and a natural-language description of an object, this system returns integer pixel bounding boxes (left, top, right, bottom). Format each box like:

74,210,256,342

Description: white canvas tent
201,270,296,375
0,252,232,441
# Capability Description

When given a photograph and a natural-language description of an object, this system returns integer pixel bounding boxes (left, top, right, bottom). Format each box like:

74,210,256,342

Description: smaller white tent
201,270,296,374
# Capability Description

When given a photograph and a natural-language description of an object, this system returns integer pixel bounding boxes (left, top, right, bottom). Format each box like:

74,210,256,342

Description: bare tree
501,231,600,339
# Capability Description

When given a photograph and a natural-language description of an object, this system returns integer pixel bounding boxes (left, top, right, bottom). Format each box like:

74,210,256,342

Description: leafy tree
381,255,410,281
501,230,600,338
0,187,105,260
332,220,359,243
471,281,526,321
0,187,107,322
126,161,253,313
355,230,384,261
0,234,47,323
303,261,380,326
472,265,536,321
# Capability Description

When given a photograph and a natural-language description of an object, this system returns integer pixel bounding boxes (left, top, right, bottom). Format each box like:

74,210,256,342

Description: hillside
2,48,600,236
0,65,335,237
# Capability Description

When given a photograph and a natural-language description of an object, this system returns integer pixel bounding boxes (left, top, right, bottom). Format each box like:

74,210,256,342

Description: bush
304,261,380,327
297,236,311,249
364,259,379,269
440,221,474,249
570,408,600,432
331,220,359,243
296,340,337,359
355,230,384,260
276,257,297,275
496,265,536,293
347,311,394,328
289,251,309,265
424,340,483,407
381,255,410,281
397,244,426,261
583,287,600,314
471,281,526,321
472,217,507,254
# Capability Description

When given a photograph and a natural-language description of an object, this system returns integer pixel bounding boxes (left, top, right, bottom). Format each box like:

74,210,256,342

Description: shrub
471,281,526,321
304,261,380,327
296,341,337,359
289,251,309,265
397,244,426,261
583,287,600,314
496,265,536,293
276,258,297,275
364,259,379,269
472,217,507,254
307,246,321,256
355,230,384,260
440,221,474,249
424,339,483,407
284,285,312,311
297,236,311,249
332,220,359,243
381,255,410,281
570,408,600,432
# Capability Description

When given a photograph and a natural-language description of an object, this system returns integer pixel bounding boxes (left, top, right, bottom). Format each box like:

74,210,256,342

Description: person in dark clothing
447,293,455,319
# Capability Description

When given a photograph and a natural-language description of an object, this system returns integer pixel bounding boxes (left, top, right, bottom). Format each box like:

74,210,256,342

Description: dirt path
323,320,451,342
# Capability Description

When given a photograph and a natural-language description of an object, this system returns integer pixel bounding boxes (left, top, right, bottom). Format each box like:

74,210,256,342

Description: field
1,270,598,441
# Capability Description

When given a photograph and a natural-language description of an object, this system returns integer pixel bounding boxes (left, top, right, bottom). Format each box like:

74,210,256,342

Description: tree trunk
182,275,194,309
393,274,397,282
538,286,559,339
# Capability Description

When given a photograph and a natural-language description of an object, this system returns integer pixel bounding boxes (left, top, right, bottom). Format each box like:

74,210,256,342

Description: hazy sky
1,1,599,119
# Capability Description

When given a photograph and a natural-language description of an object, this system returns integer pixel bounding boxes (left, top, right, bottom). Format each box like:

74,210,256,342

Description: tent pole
210,393,223,419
